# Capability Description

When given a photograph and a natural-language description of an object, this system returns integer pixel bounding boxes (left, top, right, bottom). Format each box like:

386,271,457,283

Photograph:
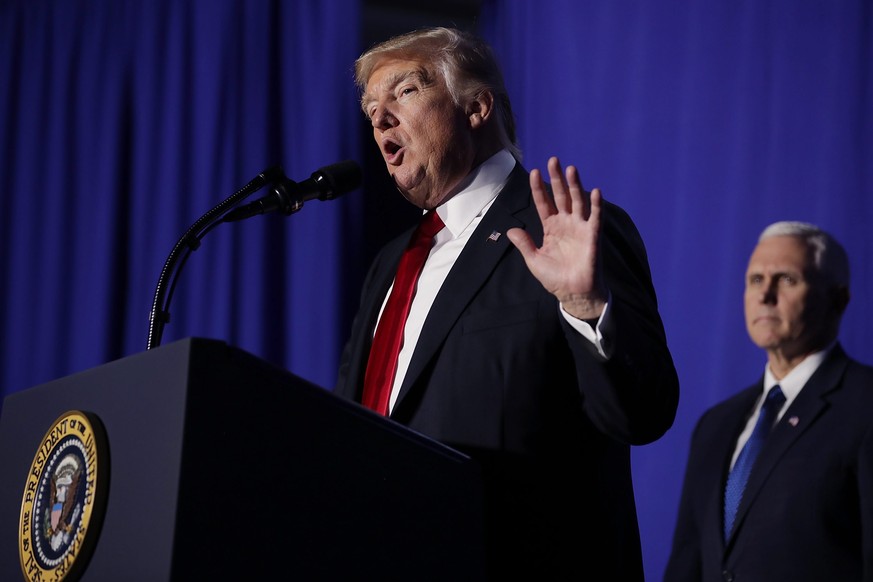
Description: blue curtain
0,0,362,402
480,0,872,578
3,0,872,578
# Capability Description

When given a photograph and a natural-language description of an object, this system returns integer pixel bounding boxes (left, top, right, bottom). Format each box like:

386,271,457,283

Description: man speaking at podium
334,27,679,580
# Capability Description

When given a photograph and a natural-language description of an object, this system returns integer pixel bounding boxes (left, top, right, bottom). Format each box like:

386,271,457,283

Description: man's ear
467,90,494,129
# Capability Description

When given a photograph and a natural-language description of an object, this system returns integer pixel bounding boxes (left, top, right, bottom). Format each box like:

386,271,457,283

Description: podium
0,338,485,581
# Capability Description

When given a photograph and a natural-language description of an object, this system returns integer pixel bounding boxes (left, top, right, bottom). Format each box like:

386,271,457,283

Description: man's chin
392,175,427,207
748,331,782,351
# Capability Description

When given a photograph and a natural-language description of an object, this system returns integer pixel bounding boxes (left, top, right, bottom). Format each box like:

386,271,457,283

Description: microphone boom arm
146,160,361,350
146,167,282,350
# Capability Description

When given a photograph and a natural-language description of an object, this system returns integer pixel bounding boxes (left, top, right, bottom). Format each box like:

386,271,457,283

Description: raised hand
506,156,608,320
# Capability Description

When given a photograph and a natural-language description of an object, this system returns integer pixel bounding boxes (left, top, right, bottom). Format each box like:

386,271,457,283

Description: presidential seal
19,411,108,582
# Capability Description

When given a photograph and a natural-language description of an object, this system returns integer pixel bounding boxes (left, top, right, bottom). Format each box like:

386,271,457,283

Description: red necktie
361,210,444,415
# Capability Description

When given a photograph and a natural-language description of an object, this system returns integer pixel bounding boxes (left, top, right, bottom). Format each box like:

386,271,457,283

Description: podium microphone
147,160,362,350
223,160,362,222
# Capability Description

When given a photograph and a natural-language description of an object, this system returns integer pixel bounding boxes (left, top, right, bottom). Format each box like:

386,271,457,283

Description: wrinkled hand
506,157,608,320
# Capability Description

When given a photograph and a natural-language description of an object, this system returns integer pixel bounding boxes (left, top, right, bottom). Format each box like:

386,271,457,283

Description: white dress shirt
376,149,611,413
729,345,833,469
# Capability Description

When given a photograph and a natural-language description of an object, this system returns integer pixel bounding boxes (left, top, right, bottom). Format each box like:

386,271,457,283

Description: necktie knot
764,385,786,409
416,210,444,241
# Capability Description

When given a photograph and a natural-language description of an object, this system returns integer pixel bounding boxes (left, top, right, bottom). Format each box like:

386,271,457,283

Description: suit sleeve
562,201,679,444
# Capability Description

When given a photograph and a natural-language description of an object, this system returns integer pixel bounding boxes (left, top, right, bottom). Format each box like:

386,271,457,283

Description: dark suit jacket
665,344,873,582
335,163,679,580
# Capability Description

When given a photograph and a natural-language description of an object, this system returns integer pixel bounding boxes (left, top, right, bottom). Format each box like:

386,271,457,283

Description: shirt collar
763,343,835,402
432,149,515,238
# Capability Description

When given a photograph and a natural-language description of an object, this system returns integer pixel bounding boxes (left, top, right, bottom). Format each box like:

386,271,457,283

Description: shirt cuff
559,293,613,359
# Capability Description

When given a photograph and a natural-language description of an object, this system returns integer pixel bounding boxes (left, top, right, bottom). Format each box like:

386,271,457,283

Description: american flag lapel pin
788,416,800,427
487,230,501,242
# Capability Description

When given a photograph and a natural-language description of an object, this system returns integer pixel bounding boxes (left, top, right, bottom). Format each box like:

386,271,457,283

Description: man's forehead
747,236,812,272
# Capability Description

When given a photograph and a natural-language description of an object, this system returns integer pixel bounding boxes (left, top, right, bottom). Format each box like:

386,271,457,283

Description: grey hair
759,221,850,288
355,27,521,161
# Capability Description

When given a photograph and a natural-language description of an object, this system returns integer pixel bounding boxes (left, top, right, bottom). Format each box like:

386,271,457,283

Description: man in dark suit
334,27,679,580
665,221,873,581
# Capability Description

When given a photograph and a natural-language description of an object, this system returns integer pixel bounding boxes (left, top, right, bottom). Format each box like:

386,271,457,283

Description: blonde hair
355,27,521,161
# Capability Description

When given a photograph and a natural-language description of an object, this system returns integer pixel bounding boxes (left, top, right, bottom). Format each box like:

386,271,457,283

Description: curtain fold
0,0,362,400
3,1,871,578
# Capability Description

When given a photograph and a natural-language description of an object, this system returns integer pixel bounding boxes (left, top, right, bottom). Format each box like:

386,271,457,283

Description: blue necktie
723,385,786,539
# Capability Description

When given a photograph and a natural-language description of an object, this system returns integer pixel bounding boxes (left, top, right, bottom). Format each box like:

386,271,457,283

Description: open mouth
382,138,403,163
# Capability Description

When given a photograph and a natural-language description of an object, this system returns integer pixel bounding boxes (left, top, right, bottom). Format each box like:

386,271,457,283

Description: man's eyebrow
747,268,801,280
361,68,431,112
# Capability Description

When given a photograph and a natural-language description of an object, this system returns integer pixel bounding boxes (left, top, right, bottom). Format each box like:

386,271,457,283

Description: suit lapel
390,165,532,416
704,387,761,554
343,230,414,400
362,236,410,323
725,346,850,548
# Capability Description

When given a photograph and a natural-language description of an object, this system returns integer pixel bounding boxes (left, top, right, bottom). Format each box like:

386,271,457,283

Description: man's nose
371,104,398,131
762,281,778,304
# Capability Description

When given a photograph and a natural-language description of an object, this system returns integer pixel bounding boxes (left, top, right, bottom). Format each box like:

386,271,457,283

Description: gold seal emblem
19,411,108,581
